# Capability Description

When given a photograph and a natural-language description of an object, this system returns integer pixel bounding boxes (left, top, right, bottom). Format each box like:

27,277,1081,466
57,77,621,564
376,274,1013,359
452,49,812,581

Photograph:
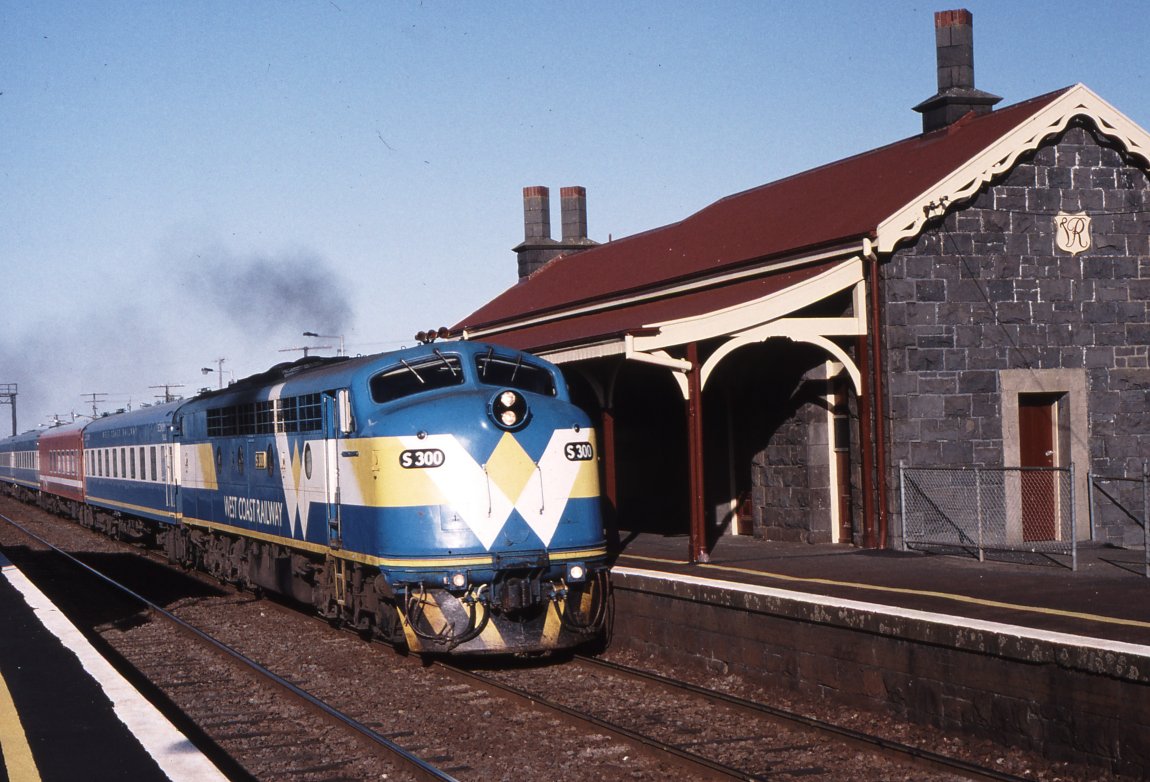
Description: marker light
567,564,586,581
451,572,467,589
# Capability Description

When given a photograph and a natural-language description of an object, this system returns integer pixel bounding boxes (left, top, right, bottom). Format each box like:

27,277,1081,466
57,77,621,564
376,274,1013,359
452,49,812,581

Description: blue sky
2,1,1148,430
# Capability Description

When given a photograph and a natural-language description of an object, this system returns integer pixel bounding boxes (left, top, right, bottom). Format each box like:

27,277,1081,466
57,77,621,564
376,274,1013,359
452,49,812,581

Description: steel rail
435,660,753,781
0,511,459,782
575,654,1034,782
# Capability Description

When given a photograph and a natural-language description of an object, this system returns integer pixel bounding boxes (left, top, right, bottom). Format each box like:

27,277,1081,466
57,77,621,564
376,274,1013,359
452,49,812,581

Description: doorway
1018,392,1062,541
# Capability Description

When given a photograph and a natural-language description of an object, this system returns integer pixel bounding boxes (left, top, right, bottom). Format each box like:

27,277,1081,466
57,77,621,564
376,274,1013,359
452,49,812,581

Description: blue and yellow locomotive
0,341,611,655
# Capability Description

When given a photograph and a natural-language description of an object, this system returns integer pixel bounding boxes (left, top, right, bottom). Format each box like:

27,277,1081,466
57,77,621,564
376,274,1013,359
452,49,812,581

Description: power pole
82,391,109,418
0,384,15,436
200,357,227,389
279,345,330,358
149,384,185,404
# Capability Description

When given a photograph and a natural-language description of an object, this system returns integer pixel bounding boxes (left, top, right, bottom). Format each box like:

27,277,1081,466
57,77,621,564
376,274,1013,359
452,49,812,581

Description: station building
452,10,1150,561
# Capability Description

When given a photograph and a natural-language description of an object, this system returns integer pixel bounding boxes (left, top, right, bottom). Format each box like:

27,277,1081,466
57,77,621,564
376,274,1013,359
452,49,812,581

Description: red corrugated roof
456,89,1071,343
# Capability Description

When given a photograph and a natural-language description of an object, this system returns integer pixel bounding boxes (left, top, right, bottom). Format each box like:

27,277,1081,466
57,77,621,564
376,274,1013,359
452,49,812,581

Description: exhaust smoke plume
0,244,358,432
182,247,354,337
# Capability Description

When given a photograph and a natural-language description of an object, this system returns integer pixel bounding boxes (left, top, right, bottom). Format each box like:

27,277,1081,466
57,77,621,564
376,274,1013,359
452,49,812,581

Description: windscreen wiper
433,349,459,377
399,359,424,384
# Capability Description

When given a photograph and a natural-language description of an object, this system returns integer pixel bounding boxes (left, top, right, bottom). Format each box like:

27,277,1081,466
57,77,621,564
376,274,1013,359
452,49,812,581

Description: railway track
0,498,1102,781
0,501,690,780
572,655,1035,782
443,655,1039,782
0,509,460,782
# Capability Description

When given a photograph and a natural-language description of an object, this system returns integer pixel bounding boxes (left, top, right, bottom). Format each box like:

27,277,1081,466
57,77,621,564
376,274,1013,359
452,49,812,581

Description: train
0,341,611,655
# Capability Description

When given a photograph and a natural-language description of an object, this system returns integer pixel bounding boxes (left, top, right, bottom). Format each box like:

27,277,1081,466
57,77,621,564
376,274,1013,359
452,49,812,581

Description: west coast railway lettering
224,495,284,527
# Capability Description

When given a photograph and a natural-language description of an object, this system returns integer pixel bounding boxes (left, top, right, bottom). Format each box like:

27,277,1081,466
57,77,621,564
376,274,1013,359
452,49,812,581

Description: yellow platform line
618,553,1150,632
0,668,41,782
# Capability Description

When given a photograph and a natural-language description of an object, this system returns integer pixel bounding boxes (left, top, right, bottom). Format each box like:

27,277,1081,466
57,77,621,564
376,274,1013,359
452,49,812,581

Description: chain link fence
1088,464,1149,577
900,463,1078,569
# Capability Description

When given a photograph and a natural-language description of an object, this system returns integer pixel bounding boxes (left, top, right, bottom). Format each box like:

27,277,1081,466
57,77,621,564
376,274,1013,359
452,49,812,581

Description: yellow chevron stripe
569,430,600,499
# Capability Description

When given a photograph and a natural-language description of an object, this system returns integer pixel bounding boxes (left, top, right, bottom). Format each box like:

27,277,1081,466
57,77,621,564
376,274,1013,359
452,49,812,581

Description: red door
1018,395,1058,541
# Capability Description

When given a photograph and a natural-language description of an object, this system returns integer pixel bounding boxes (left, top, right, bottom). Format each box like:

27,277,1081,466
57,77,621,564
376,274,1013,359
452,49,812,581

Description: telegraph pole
0,384,15,436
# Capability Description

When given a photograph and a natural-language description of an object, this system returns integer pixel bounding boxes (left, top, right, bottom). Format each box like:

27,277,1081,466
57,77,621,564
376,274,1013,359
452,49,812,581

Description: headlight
490,389,529,430
567,564,586,582
450,572,468,589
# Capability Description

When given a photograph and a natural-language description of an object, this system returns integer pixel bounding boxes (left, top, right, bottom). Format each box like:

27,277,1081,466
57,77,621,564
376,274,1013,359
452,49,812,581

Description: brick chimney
513,185,599,279
513,186,559,279
913,9,1001,133
561,186,590,243
523,185,552,244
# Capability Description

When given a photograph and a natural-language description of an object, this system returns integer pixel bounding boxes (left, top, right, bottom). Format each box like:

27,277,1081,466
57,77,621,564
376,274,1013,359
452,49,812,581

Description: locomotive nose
488,389,530,430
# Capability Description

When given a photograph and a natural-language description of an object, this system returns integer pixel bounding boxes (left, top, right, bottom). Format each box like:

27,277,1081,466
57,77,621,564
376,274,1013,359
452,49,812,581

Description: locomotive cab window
475,350,556,396
370,353,464,404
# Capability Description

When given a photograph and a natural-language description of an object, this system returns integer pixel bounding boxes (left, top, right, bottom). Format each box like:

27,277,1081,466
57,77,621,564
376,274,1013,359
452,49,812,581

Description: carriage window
475,350,556,396
370,353,464,403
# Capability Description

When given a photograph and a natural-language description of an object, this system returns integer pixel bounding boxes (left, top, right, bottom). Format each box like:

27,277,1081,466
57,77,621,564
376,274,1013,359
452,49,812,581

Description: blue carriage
0,429,41,496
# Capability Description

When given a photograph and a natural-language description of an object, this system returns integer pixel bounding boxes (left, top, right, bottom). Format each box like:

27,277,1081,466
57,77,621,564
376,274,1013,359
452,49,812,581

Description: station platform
613,531,1150,647
0,552,227,782
608,532,1150,776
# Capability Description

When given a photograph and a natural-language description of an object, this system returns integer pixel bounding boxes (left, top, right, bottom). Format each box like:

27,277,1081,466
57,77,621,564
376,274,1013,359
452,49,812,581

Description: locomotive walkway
0,552,227,782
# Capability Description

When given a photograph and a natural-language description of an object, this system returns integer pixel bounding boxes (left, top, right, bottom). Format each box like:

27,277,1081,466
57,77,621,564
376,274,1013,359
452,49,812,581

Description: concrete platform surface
614,532,1150,646
0,552,227,782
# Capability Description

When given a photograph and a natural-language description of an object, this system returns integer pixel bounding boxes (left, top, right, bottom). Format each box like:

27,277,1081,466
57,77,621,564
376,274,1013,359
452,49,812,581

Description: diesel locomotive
0,341,611,654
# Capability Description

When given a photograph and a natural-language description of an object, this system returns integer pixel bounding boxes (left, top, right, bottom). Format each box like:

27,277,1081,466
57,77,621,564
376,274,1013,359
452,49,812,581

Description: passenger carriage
82,402,181,538
0,429,41,499
37,421,86,515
